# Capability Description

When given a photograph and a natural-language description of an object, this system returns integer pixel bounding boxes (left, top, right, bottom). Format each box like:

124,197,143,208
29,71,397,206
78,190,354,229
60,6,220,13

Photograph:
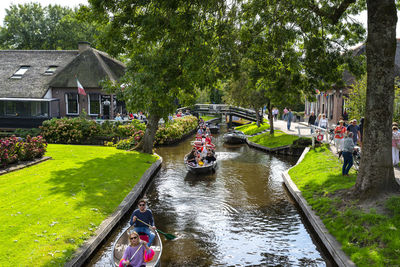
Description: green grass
289,146,400,266
0,144,158,266
248,130,299,148
200,115,219,121
235,121,270,135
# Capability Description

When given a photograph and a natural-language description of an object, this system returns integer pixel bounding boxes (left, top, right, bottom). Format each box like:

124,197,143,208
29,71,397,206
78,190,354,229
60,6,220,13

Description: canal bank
65,156,162,267
89,126,334,266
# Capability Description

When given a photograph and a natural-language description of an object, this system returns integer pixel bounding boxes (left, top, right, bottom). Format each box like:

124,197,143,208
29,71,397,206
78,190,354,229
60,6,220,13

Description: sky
0,0,399,37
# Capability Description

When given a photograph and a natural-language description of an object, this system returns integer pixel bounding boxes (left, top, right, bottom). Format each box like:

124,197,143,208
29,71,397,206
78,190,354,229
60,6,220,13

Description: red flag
77,79,86,96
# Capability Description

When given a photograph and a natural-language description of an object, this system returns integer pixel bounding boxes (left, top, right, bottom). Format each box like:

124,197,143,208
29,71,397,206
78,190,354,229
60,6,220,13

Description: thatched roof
0,46,126,98
0,50,78,98
49,48,126,89
343,40,400,86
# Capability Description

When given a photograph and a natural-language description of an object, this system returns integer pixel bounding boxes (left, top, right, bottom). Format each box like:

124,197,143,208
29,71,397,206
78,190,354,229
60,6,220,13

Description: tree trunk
141,113,160,154
354,0,399,198
267,102,274,134
254,107,261,127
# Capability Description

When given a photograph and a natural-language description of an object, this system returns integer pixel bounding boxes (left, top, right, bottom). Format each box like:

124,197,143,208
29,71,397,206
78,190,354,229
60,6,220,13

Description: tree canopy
0,3,99,50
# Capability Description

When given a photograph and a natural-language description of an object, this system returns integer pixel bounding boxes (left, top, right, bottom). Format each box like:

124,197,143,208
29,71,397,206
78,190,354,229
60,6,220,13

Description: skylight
44,65,57,75
11,66,30,79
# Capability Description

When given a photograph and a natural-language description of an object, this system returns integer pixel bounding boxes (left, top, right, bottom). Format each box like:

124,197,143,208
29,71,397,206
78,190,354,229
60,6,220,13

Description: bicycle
338,146,361,172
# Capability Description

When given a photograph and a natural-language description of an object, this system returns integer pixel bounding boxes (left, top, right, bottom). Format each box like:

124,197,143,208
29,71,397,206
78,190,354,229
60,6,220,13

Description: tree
87,0,228,153
0,3,99,50
302,0,399,198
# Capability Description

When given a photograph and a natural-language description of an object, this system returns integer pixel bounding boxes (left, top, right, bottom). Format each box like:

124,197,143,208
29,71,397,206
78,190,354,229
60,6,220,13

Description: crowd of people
186,121,216,167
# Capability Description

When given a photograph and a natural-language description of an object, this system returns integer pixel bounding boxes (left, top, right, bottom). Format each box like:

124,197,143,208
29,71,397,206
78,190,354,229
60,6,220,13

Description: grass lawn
288,146,400,266
200,115,219,121
235,121,270,135
248,130,299,148
0,144,158,266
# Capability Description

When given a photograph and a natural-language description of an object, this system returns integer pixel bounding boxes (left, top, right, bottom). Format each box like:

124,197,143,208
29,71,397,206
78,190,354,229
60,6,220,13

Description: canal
89,127,333,266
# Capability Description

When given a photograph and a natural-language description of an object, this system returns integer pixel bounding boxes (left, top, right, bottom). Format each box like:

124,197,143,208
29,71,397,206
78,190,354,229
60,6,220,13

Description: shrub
14,128,41,139
155,116,198,144
0,135,47,168
40,117,100,144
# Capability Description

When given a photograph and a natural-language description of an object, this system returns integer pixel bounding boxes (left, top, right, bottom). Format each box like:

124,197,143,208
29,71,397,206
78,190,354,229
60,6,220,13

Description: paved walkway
270,119,400,185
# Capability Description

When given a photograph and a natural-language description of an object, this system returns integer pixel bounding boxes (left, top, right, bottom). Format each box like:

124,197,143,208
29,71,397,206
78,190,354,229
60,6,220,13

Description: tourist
129,199,156,247
392,125,400,166
273,107,279,121
346,119,361,145
315,113,322,127
204,151,216,164
287,109,293,130
120,231,151,267
334,120,346,153
283,107,288,120
308,111,316,133
187,148,198,166
318,114,328,129
115,113,122,121
342,132,355,176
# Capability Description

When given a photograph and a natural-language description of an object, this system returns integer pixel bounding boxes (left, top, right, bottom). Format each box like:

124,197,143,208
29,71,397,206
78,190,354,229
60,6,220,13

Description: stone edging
0,156,52,176
65,156,163,267
282,147,356,267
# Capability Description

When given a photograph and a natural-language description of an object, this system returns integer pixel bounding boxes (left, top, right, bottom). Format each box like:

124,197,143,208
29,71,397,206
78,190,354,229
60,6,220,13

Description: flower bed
155,116,198,145
0,135,47,169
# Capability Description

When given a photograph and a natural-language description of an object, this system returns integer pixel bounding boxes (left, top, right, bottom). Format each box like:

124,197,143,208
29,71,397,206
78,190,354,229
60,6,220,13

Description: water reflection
89,126,330,266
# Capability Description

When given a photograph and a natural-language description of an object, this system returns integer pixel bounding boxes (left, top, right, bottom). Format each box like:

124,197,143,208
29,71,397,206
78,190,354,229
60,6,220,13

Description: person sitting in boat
120,231,151,267
206,127,211,136
205,135,212,145
197,127,203,135
129,199,156,247
204,151,216,164
187,148,198,166
200,144,208,158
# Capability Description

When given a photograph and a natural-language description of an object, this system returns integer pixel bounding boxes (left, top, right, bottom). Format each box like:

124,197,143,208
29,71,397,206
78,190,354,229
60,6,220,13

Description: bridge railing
178,104,259,122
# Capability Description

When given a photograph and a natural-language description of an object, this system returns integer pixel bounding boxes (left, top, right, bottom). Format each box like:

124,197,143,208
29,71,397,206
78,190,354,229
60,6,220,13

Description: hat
393,126,399,130
393,122,398,126
339,120,344,123
352,119,357,122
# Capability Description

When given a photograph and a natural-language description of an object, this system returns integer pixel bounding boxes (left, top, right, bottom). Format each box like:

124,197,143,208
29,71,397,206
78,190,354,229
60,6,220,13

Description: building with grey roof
0,42,126,128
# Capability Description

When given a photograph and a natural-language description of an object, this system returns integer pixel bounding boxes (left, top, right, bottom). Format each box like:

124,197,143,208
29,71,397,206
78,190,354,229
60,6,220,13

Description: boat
184,153,217,174
223,130,247,144
207,123,220,134
112,225,162,267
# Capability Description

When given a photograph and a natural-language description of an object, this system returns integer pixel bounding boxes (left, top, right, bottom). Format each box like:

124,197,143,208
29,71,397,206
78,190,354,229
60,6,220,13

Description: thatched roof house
0,42,126,128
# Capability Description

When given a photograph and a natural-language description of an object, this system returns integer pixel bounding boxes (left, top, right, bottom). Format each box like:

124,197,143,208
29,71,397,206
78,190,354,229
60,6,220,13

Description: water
89,128,332,266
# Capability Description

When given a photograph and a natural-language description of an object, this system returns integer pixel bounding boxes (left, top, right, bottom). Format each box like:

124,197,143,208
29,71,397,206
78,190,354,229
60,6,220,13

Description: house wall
52,88,116,119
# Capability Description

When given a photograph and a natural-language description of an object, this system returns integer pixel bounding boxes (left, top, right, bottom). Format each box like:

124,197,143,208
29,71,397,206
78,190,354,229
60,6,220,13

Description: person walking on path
283,107,288,120
308,111,316,134
318,114,328,129
346,119,361,145
392,125,400,166
287,109,293,130
129,199,156,247
342,132,355,176
334,120,346,153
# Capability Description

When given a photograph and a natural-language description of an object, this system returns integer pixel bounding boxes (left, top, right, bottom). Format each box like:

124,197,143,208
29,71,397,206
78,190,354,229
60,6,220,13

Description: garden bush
155,115,198,144
0,135,47,168
40,117,100,144
115,130,145,150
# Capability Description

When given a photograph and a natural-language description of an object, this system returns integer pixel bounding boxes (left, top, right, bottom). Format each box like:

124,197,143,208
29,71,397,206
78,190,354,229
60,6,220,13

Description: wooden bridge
179,104,259,125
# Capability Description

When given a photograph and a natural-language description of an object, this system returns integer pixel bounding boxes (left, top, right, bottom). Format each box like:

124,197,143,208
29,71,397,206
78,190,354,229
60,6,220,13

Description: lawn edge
282,147,356,267
0,156,52,176
65,154,163,267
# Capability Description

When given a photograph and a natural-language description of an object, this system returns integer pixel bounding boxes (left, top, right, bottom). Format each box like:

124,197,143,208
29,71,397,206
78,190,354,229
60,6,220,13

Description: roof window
44,65,58,75
11,66,30,79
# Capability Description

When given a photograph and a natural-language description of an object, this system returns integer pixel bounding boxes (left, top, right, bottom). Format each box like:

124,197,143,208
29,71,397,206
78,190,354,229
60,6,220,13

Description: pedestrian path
271,119,400,185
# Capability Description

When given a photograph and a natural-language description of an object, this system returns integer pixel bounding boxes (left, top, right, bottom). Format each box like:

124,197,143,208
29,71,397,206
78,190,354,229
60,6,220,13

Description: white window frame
11,66,30,79
65,93,79,115
88,94,100,115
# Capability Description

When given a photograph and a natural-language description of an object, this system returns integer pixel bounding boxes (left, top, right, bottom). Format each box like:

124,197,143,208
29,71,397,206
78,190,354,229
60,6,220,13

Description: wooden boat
207,124,220,134
112,225,162,267
223,130,247,144
184,153,217,174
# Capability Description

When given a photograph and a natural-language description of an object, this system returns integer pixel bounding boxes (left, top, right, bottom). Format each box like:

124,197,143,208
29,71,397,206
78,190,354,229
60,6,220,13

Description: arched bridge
180,104,259,122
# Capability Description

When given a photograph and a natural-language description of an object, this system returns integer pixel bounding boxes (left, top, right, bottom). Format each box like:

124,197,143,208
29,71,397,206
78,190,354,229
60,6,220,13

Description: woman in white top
318,114,328,129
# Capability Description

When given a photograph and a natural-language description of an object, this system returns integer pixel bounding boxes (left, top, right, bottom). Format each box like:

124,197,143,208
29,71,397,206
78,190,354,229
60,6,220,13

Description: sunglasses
139,204,145,206
130,236,138,240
